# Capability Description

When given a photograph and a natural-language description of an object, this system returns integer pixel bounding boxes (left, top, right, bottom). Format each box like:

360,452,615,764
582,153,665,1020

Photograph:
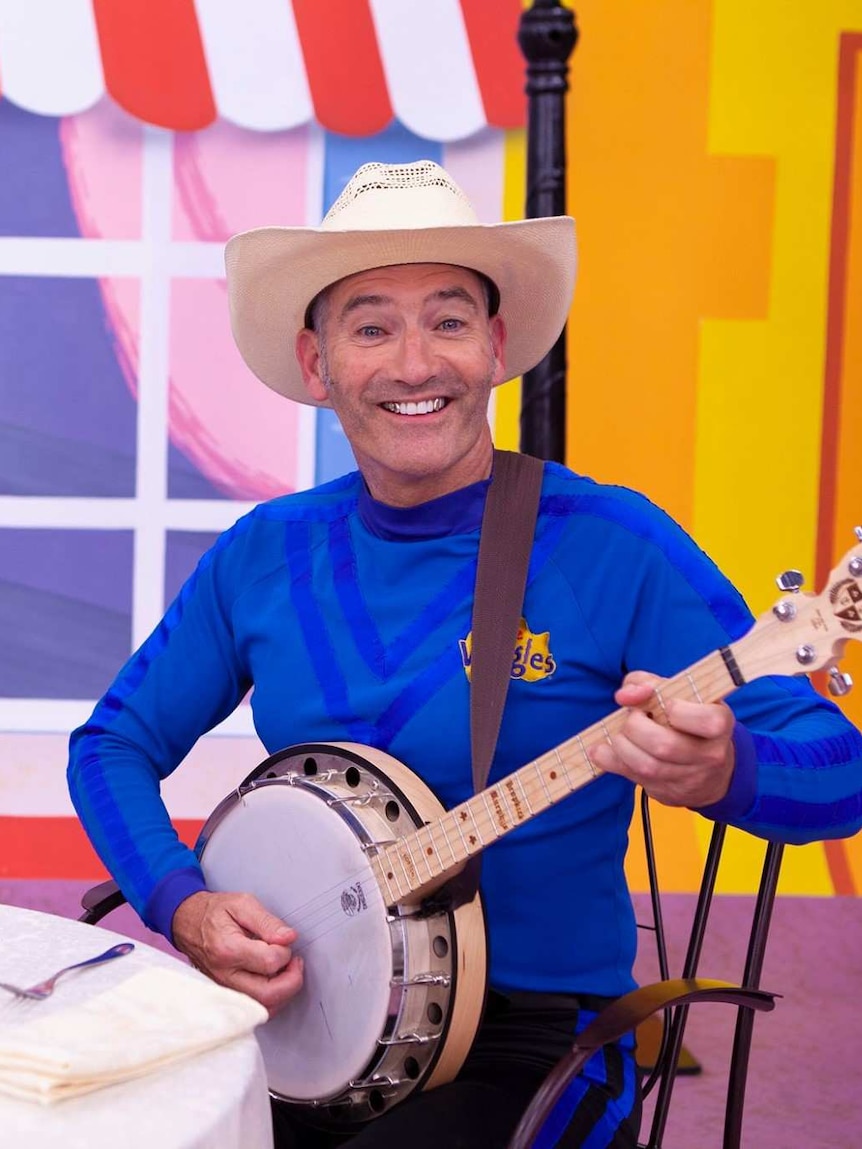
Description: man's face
295,264,507,506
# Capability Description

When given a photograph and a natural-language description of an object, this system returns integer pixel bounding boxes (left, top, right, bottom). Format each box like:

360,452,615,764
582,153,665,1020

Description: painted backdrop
0,0,860,901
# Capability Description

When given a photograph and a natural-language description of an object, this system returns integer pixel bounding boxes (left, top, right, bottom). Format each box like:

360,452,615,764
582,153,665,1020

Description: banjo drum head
198,781,393,1101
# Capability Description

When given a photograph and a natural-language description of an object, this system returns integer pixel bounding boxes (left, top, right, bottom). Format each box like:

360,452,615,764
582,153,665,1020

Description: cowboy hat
225,160,577,407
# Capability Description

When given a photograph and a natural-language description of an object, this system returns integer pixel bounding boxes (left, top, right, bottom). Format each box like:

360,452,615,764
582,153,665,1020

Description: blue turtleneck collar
357,476,491,541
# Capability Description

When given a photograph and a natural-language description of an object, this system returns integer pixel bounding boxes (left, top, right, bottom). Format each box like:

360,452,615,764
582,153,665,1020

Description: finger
173,892,300,985
229,956,305,1016
662,698,735,741
616,669,661,695
614,680,658,708
207,924,295,978
622,669,660,687
590,733,714,807
616,709,719,766
590,725,684,781
227,896,296,947
235,936,296,979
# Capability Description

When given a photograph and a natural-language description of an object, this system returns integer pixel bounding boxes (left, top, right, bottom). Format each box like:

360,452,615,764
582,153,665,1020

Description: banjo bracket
378,1031,436,1046
326,791,377,809
346,1074,402,1091
392,972,452,988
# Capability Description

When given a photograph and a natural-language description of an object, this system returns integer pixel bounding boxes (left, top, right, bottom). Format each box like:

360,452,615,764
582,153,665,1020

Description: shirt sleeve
67,517,256,936
591,490,862,845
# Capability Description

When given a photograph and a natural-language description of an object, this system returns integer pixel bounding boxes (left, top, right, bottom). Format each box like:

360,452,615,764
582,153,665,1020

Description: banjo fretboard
369,648,734,904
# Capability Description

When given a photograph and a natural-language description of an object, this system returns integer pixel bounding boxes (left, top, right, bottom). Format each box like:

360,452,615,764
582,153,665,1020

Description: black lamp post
517,1,578,462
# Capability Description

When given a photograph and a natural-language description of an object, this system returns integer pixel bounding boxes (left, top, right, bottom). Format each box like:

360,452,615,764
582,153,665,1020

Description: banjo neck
369,527,862,906
369,648,731,906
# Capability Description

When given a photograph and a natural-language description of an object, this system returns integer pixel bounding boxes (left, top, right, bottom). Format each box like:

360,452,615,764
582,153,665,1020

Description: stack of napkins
0,967,268,1105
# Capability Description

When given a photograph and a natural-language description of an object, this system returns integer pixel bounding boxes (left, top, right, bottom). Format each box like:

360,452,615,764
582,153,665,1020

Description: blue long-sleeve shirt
68,463,862,997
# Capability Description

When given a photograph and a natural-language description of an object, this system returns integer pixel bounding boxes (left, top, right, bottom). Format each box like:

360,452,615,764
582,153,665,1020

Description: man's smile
380,397,450,416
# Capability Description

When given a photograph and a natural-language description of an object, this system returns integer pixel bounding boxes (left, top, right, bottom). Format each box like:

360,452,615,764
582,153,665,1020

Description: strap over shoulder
470,449,545,793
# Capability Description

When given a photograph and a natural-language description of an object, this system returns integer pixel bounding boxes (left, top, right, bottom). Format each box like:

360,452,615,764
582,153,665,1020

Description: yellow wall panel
493,129,528,452
564,1,774,532
563,1,861,895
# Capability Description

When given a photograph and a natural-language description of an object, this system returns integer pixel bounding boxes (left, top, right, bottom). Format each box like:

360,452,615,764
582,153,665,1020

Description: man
68,160,862,1148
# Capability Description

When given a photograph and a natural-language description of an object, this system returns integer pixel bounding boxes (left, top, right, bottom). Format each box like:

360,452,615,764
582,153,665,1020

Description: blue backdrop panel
0,529,133,699
0,276,138,496
0,102,81,238
164,530,220,607
167,442,227,500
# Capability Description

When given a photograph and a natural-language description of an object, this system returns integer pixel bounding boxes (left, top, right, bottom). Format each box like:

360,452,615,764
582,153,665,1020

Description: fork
0,942,135,1000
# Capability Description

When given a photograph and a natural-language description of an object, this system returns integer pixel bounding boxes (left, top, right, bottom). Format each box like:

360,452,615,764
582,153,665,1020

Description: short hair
304,268,500,333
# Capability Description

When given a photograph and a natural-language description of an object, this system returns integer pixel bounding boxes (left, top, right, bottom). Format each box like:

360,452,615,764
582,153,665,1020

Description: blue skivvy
68,462,862,998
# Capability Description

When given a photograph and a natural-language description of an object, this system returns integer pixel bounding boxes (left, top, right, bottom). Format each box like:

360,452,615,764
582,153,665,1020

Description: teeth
382,398,447,416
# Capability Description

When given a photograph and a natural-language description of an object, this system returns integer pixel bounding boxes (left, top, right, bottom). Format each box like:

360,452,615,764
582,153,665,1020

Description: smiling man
296,263,505,505
68,161,862,1149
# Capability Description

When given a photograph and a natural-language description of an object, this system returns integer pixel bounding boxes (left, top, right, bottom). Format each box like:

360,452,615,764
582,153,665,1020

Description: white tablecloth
0,904,274,1149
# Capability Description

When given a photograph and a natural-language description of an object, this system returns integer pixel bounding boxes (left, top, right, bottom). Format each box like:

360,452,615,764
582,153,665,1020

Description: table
0,904,274,1149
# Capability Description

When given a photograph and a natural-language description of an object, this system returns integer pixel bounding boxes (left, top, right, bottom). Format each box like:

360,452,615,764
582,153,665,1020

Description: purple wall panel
0,276,137,495
164,530,219,607
0,103,80,238
0,529,133,699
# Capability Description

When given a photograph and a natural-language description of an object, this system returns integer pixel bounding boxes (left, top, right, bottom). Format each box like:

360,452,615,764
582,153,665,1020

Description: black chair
507,792,784,1149
79,791,783,1149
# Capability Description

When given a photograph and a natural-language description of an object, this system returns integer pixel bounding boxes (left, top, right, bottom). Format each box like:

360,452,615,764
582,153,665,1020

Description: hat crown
322,160,479,233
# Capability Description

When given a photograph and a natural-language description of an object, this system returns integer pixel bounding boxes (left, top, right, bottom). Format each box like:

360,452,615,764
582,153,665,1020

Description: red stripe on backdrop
816,32,862,897
293,0,392,137
460,0,527,129
0,817,204,881
93,0,215,131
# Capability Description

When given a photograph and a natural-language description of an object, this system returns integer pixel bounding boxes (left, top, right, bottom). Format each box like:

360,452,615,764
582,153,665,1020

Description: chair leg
722,841,784,1149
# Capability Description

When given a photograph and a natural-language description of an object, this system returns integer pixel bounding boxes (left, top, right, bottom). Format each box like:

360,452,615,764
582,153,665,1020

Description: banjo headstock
732,528,862,693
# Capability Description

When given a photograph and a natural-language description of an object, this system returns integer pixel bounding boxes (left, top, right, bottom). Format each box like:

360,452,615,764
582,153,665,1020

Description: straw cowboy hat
225,160,577,407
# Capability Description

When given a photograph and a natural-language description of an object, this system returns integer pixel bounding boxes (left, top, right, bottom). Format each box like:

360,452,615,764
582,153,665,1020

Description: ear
295,328,328,403
489,313,507,385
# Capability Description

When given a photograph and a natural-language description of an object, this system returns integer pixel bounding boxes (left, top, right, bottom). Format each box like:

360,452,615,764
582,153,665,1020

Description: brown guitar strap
471,449,545,792
442,449,544,909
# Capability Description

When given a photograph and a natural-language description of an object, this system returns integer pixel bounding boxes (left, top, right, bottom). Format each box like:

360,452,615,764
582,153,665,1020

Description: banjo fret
436,819,460,868
510,772,534,816
479,790,506,837
368,854,399,905
448,808,472,858
533,760,553,805
412,826,438,883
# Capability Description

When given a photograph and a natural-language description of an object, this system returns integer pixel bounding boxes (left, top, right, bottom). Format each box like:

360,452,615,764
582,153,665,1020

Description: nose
391,329,438,387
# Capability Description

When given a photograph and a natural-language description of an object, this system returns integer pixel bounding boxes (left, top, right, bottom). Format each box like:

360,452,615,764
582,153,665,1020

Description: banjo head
194,743,483,1127
199,779,392,1100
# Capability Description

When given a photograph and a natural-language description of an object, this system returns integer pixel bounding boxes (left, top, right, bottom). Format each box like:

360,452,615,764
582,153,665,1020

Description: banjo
196,538,862,1129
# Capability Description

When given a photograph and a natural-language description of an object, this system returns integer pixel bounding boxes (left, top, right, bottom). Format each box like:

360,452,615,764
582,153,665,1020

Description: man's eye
358,325,383,338
438,318,464,332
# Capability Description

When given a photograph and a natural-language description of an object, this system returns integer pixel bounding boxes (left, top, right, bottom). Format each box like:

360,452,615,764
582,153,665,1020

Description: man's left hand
589,671,736,808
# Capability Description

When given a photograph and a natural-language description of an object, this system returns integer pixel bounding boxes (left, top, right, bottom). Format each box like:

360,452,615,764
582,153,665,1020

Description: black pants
272,989,642,1149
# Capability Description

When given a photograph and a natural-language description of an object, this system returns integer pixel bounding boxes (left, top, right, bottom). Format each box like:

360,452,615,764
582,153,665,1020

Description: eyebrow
339,285,481,319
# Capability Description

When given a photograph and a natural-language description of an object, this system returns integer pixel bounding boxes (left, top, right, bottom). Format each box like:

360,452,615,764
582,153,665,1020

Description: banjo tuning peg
827,668,853,697
776,570,805,593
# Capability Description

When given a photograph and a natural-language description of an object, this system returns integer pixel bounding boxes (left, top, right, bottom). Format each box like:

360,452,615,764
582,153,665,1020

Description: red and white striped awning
0,0,526,141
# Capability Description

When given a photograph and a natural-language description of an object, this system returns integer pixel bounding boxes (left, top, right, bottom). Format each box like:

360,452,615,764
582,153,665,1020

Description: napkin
0,967,269,1105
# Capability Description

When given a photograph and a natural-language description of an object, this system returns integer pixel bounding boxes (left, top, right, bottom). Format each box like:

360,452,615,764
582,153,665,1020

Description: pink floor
2,880,860,1148
632,893,862,1148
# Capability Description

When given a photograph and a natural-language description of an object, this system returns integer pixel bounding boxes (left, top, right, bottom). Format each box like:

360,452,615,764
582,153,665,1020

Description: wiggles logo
459,617,556,682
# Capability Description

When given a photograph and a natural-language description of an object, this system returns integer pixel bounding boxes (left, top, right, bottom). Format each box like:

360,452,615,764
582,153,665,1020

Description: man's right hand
171,890,304,1015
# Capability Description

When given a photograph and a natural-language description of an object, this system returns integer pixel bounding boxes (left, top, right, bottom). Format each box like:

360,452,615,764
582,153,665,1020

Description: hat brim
224,217,577,407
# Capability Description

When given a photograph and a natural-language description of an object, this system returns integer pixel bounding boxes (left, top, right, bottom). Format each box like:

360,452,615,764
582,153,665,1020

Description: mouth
379,397,449,417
